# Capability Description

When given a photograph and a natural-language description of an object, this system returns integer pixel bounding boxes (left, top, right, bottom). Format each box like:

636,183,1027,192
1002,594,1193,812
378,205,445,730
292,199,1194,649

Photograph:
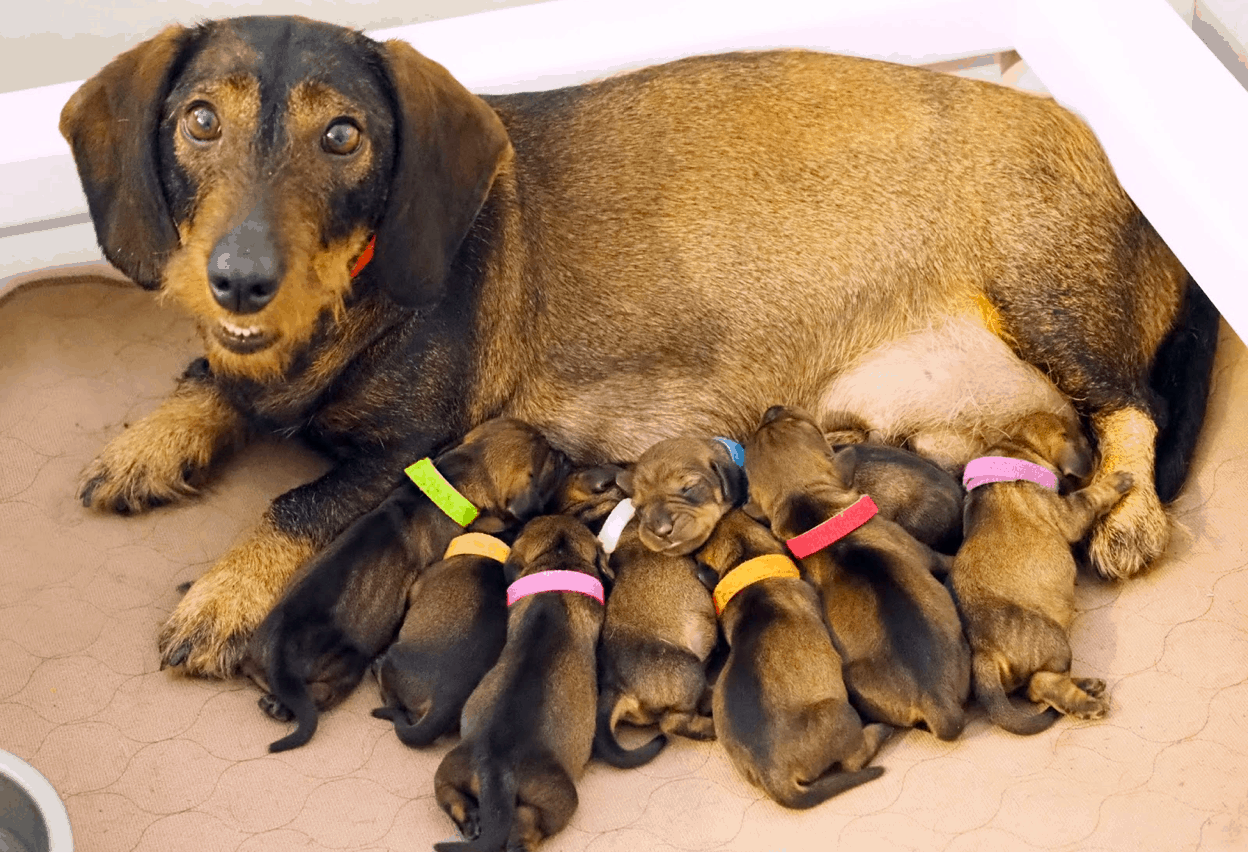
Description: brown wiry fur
951,411,1130,735
60,20,1208,677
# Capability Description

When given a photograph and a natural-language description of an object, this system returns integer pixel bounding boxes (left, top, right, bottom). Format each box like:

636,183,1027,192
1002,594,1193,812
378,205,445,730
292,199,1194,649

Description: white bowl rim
0,749,73,852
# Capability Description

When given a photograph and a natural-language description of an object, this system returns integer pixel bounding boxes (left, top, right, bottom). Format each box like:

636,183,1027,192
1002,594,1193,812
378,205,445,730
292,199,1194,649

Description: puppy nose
208,214,282,315
648,513,674,537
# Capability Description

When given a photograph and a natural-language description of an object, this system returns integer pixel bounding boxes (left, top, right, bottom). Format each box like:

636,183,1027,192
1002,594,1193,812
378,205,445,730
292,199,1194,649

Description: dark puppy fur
370,547,510,748
594,518,718,767
618,437,747,555
824,426,965,554
951,411,1130,735
434,516,606,852
369,463,619,748
62,17,1215,677
745,406,970,740
244,418,568,752
697,509,889,809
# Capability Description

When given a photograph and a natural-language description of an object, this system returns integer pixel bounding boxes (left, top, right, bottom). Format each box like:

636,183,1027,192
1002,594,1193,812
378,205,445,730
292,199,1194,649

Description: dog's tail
763,765,884,810
1151,275,1220,503
266,642,320,753
433,764,515,852
593,691,667,768
374,700,461,749
974,655,1059,736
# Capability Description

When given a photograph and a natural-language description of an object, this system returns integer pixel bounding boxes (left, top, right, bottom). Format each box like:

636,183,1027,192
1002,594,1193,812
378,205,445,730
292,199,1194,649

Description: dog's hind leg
79,359,246,513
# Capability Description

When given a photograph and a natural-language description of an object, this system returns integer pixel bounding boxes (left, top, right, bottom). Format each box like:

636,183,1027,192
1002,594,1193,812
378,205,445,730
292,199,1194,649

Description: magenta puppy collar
506,570,605,606
963,456,1058,492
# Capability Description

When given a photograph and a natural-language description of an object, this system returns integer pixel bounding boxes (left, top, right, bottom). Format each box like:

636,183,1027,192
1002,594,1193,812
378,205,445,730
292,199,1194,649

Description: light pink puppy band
506,570,605,606
963,456,1059,492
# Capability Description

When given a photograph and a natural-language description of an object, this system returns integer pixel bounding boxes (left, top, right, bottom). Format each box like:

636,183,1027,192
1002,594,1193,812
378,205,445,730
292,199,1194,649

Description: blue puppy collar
714,437,746,467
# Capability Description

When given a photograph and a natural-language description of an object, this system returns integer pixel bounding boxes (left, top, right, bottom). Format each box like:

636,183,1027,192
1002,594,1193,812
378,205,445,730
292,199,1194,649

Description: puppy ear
59,24,193,290
741,499,769,525
615,468,635,496
695,562,719,593
373,40,511,307
711,456,749,507
828,445,860,487
1059,437,1095,482
508,447,570,521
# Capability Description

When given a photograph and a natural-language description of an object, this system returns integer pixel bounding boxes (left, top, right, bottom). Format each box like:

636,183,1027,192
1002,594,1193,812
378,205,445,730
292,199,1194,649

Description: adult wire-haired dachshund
60,15,1218,676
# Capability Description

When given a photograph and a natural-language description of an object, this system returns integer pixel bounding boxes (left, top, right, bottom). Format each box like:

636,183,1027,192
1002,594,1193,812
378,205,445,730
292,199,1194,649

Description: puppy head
435,419,571,533
60,17,509,382
742,405,855,525
693,509,787,581
1000,411,1095,483
503,515,608,585
552,464,629,526
617,437,747,556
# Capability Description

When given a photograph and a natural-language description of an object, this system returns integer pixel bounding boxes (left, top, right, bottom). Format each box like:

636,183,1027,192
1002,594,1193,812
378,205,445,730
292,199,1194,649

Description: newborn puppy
594,517,718,767
618,436,747,555
696,509,889,808
434,515,606,852
553,463,629,529
244,418,569,752
829,439,964,555
745,406,970,741
371,532,511,747
951,411,1129,734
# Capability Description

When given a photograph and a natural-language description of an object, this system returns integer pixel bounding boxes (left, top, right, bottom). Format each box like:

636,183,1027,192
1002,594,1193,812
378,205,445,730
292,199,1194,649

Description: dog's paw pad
259,693,294,722
1088,485,1169,580
1075,677,1108,698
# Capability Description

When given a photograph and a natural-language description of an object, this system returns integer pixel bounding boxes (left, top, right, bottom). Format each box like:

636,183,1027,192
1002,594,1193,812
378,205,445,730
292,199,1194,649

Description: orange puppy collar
713,554,802,615
444,533,511,564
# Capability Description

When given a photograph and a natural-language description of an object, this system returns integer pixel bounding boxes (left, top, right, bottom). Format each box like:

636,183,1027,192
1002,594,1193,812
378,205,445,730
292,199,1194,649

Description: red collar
349,236,376,278
785,495,879,559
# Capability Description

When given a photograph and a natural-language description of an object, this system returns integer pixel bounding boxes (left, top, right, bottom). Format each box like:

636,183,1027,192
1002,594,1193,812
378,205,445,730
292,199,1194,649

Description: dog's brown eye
183,104,221,142
323,119,361,155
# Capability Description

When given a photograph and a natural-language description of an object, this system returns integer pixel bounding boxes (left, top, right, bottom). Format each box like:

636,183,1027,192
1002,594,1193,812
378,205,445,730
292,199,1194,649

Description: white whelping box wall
1,0,1245,339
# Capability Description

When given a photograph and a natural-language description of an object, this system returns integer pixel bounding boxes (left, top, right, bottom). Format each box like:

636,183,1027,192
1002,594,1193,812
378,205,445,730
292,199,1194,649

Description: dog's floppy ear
711,456,749,507
59,25,193,290
615,467,636,497
742,499,769,525
373,40,511,307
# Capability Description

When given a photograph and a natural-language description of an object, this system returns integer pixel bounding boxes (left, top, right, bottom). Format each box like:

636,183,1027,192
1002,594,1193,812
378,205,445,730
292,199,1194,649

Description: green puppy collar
404,458,480,527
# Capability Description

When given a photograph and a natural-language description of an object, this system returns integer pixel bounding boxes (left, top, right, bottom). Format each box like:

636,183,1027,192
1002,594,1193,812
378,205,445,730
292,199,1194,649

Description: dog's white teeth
221,322,262,337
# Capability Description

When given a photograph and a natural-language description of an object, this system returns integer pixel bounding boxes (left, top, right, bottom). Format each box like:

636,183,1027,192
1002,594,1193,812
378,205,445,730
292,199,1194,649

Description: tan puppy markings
159,523,317,677
79,376,246,513
1086,407,1167,580
618,437,747,555
952,411,1130,734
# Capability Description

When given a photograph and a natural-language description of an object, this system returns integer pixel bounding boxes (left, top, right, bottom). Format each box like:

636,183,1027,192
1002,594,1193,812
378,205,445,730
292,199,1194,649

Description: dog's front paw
79,428,207,514
1087,480,1168,580
159,529,313,677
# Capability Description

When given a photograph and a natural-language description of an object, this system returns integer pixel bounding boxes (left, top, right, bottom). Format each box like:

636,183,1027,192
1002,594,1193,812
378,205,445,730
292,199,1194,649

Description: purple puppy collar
963,456,1059,492
506,570,605,606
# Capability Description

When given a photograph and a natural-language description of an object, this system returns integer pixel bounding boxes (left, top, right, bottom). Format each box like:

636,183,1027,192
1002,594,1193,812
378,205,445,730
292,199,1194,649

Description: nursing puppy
554,463,629,530
745,406,970,740
434,515,606,852
244,418,568,752
951,411,1128,735
618,437,747,555
697,509,889,808
594,517,718,767
371,536,511,748
820,318,1082,473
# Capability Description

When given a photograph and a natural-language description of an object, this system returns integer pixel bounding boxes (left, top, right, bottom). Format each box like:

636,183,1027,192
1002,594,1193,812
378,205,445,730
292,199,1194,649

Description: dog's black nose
207,213,282,315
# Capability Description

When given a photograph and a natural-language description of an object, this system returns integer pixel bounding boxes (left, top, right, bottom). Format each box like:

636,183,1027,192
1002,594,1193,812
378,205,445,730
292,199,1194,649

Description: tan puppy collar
713,554,802,615
443,532,511,563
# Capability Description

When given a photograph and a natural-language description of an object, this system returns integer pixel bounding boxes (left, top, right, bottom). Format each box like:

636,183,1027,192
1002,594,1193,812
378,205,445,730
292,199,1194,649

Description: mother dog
59,16,1217,677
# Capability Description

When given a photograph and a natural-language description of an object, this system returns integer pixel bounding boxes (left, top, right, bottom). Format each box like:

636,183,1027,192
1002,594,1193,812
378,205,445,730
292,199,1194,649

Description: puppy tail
1151,275,1220,503
267,645,319,753
593,694,667,768
389,701,462,748
974,655,1059,736
437,764,515,852
765,766,884,810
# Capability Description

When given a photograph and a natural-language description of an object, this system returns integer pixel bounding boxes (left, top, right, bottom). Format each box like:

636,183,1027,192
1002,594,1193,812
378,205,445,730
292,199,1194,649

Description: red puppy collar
785,495,879,559
349,236,376,278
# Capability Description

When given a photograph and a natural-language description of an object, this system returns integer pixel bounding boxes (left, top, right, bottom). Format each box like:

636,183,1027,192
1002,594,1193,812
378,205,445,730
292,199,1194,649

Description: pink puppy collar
963,456,1058,492
506,570,605,607
786,495,879,559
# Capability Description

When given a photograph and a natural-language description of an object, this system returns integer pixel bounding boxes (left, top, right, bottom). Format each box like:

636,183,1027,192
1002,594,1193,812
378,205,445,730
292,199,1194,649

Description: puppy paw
1110,471,1135,495
1087,480,1168,580
259,693,294,722
159,530,313,677
1073,677,1108,698
1068,692,1110,721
